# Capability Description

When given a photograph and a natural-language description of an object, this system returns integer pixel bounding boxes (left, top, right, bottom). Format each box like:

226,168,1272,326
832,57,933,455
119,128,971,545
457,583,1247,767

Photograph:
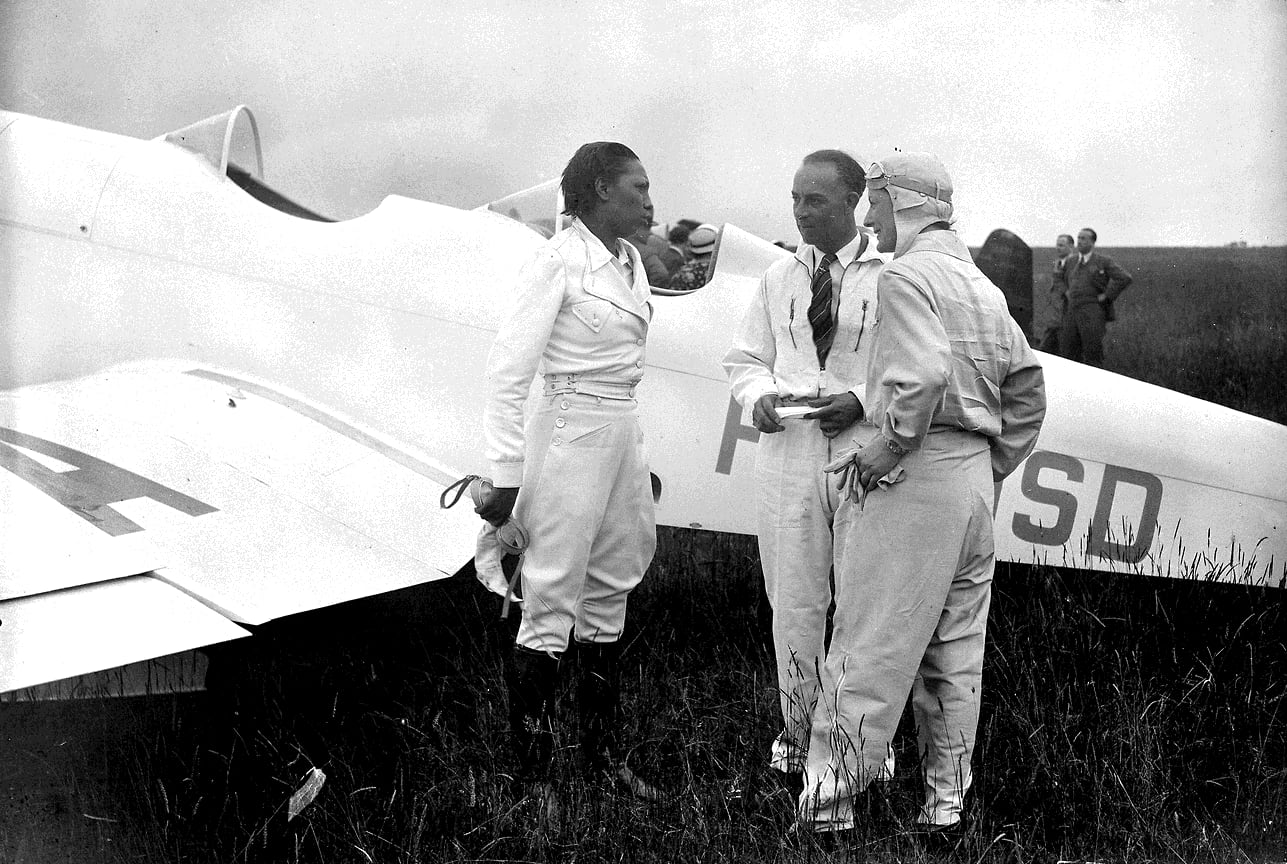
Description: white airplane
1,107,1283,699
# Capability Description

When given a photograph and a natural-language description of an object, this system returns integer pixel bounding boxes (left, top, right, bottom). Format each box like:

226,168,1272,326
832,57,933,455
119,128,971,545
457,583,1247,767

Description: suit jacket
1057,251,1133,320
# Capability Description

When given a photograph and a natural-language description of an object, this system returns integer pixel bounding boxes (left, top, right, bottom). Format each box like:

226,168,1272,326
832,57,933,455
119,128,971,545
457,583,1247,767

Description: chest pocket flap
571,299,614,333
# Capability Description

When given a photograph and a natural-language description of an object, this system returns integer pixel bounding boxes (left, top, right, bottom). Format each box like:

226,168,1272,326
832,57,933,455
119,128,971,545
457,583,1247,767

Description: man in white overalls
478,142,661,821
723,150,889,794
799,152,1046,846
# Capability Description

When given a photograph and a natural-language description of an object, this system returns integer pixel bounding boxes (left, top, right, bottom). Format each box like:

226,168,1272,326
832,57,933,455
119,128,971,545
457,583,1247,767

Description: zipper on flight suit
788,297,798,350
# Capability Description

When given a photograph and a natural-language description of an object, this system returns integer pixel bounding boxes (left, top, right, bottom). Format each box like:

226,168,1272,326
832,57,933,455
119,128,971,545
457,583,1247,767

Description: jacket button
636,338,644,345
560,400,570,410
553,436,562,446
635,360,643,368
555,418,565,428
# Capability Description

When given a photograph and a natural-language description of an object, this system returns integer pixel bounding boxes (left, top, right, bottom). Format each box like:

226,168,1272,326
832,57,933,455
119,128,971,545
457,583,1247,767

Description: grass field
2,246,1284,863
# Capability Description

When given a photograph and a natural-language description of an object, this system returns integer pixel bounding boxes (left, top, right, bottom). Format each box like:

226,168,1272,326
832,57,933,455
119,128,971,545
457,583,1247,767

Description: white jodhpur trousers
801,428,994,829
514,392,657,655
757,417,892,777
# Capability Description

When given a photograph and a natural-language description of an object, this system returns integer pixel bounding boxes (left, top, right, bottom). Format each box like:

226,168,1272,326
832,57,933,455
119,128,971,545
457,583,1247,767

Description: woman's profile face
597,160,653,240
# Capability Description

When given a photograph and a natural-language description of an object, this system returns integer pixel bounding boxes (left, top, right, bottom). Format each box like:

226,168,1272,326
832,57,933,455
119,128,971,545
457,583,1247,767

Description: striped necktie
808,252,837,367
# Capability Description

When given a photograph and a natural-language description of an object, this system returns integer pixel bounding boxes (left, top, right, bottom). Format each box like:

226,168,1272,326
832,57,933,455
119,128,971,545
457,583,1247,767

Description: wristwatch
884,435,910,457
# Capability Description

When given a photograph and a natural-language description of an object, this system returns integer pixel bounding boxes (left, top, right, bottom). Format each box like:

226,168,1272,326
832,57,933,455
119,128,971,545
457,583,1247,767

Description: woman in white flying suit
799,152,1046,840
477,142,661,817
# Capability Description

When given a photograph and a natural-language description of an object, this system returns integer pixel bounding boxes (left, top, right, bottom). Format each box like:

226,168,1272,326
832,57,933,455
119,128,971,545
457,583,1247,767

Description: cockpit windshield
480,177,564,238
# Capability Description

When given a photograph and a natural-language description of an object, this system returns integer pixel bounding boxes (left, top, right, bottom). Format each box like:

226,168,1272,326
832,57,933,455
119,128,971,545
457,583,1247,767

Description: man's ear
594,176,611,203
846,191,862,212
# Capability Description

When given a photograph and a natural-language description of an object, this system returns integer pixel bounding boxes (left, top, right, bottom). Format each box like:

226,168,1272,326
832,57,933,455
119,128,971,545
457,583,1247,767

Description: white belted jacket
484,218,653,487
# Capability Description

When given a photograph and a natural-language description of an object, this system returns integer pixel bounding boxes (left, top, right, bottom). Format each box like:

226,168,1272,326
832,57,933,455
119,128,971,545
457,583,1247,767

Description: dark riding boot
576,640,663,801
505,645,562,826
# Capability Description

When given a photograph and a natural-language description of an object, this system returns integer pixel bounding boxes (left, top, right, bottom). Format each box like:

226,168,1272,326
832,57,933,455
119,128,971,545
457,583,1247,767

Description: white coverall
802,161,1046,829
722,232,887,774
483,218,657,654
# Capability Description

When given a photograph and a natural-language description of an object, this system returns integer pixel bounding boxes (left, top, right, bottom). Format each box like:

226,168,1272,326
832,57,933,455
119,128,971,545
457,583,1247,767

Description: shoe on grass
782,819,855,854
910,818,966,853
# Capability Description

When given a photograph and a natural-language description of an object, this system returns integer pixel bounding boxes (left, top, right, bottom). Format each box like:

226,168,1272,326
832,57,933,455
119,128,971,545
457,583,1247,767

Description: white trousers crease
513,392,657,654
758,419,881,774
801,429,994,829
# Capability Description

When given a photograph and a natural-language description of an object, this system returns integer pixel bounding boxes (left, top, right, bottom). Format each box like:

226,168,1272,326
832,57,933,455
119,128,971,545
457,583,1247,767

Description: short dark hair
561,142,640,218
802,149,866,198
668,224,692,245
1080,227,1098,243
1057,233,1074,245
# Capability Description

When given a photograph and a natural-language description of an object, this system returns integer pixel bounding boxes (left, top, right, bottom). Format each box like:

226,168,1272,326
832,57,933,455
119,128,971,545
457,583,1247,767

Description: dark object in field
974,229,1033,337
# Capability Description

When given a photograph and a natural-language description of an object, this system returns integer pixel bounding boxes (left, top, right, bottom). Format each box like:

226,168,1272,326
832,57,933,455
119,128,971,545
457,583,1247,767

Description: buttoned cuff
490,460,525,489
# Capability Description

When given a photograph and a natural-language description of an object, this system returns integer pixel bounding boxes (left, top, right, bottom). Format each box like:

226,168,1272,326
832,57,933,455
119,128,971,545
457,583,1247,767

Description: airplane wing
0,362,483,694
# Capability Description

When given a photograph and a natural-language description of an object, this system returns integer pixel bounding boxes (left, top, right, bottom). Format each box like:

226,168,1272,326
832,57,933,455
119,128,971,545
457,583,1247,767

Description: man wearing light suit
1038,234,1075,353
723,149,889,793
1054,227,1133,366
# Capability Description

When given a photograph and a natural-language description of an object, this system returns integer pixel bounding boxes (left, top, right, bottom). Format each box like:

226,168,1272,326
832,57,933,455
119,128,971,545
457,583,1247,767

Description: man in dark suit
1055,227,1133,366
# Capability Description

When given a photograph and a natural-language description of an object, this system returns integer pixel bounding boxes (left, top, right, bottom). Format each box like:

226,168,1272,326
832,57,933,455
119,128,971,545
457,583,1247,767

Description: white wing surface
0,362,483,692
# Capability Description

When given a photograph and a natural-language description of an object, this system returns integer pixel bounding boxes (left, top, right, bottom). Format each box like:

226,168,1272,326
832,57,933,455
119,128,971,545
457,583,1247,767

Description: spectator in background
665,224,693,270
1038,233,1075,353
1054,227,1133,366
629,223,675,288
666,223,719,292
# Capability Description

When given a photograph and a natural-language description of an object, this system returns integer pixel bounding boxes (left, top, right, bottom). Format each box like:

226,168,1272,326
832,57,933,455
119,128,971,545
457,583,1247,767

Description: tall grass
27,526,1280,863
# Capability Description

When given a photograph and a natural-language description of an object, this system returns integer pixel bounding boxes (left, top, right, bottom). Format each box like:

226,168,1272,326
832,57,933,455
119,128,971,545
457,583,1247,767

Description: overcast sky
3,0,1284,246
